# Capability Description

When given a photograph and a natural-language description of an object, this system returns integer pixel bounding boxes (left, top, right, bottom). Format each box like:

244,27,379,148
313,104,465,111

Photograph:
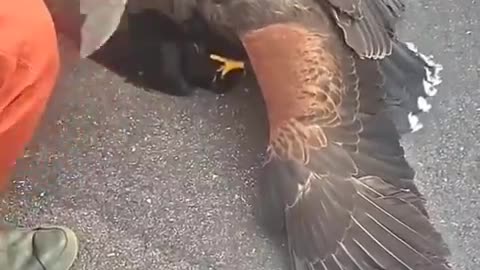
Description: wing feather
319,0,406,59
242,23,450,270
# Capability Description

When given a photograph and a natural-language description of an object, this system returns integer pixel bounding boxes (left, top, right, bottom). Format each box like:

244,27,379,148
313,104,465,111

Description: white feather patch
405,42,443,97
408,113,423,133
417,96,432,112
405,42,418,52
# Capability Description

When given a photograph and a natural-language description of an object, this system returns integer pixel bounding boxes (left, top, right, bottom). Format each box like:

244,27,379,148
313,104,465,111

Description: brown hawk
75,0,451,269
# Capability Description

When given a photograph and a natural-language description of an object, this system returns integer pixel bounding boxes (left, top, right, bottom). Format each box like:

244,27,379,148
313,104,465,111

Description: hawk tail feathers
380,41,443,134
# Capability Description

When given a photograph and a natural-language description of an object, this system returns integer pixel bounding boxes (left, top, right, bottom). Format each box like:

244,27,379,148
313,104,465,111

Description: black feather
380,41,443,134
89,9,246,96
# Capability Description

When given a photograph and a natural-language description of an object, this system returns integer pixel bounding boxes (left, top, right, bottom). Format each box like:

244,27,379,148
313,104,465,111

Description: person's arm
0,1,60,191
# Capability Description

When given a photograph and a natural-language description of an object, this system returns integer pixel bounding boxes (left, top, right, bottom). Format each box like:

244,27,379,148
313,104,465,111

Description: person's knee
0,1,60,191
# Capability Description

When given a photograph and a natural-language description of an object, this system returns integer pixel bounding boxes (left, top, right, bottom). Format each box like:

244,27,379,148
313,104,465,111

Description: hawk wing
319,0,406,58
241,22,450,270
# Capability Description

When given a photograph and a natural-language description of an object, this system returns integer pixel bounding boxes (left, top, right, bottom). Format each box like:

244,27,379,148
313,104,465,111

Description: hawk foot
209,54,245,80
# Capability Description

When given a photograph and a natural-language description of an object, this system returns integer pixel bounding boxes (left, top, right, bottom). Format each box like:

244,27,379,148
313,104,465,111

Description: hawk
77,0,451,269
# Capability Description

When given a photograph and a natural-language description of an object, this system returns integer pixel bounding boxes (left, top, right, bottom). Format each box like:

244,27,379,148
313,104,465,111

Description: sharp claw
210,54,245,79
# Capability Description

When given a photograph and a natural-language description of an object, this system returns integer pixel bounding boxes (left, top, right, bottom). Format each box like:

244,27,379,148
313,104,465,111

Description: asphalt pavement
1,0,479,269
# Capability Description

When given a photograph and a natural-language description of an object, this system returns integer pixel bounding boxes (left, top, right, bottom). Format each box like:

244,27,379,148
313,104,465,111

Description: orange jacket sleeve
0,1,60,191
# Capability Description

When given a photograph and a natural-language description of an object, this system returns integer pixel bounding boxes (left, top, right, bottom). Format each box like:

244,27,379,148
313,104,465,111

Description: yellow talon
210,54,245,80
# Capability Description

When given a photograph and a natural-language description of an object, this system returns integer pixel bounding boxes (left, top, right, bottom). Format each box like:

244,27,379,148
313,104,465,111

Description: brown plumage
75,1,449,269
241,20,448,270
190,1,449,269
243,24,352,162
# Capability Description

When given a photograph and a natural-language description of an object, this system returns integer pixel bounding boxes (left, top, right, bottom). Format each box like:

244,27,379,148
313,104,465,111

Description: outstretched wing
318,0,406,59
241,23,450,270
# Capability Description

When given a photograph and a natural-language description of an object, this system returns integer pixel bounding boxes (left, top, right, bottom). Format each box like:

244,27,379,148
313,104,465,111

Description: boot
0,223,78,270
